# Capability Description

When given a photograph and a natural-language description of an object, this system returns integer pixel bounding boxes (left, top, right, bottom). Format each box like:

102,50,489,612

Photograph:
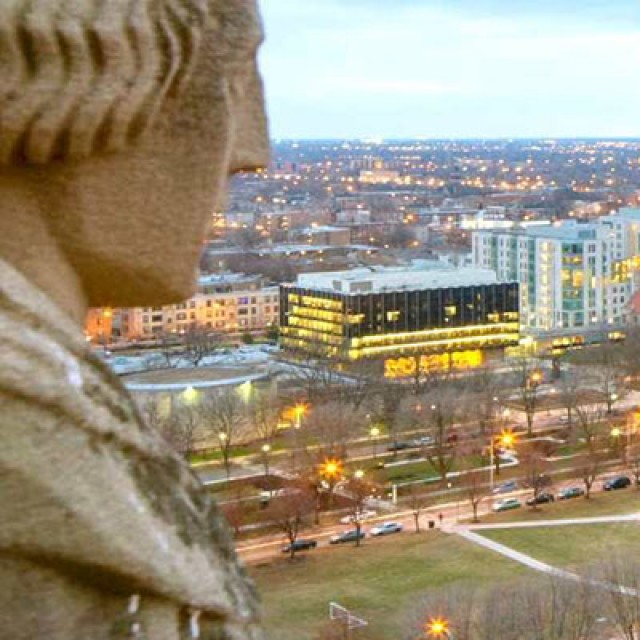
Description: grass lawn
481,486,640,525
479,522,640,570
250,532,528,640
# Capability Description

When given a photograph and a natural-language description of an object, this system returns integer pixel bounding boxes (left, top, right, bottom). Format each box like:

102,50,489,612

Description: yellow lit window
386,311,401,322
444,305,457,317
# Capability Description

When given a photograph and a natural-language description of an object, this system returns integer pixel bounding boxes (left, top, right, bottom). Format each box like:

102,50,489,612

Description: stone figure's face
44,0,269,308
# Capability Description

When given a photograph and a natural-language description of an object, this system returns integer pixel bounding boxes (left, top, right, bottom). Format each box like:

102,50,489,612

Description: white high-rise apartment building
472,208,640,333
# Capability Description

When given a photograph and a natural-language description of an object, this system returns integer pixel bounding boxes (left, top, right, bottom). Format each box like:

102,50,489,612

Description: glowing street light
529,370,543,387
182,385,198,404
293,403,307,429
490,429,517,492
354,469,365,480
426,617,451,638
319,458,343,481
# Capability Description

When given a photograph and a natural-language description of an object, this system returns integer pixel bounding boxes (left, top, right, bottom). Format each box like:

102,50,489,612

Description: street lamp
370,425,381,460
490,429,517,493
320,458,343,480
293,403,307,429
426,617,451,638
354,469,365,480
261,443,271,478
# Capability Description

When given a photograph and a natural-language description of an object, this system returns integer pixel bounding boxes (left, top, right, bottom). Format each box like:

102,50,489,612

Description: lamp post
290,403,307,471
369,426,380,461
261,443,271,478
489,430,516,493
319,458,343,509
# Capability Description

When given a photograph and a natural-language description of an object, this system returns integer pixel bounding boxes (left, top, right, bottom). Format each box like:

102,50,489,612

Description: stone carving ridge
0,0,212,164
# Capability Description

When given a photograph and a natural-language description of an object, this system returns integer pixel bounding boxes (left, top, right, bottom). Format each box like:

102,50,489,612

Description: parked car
409,436,434,447
604,476,631,491
370,521,403,536
259,487,300,504
526,492,555,506
387,441,412,452
492,497,521,512
492,480,518,495
339,510,377,525
329,529,366,544
281,539,317,553
557,486,585,500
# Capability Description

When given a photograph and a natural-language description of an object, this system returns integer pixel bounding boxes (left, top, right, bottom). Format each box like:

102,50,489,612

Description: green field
480,522,640,570
250,532,527,640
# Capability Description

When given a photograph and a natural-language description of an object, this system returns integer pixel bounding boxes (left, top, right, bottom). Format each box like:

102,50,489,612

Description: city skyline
260,0,640,140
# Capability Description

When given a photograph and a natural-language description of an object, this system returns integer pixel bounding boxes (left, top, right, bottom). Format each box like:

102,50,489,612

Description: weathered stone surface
0,1,269,637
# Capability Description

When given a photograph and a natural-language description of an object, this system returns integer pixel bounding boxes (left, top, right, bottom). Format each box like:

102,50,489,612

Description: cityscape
90,138,640,639
9,1,640,639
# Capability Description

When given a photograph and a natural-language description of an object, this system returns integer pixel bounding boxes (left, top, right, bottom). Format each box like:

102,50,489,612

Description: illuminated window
444,305,457,317
386,311,401,322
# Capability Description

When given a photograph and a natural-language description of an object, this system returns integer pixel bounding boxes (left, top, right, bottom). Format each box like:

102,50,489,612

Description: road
195,389,640,485
235,467,634,565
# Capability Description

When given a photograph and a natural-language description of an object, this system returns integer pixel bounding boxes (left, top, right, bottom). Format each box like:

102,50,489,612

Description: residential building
472,208,640,337
280,265,520,377
85,273,279,343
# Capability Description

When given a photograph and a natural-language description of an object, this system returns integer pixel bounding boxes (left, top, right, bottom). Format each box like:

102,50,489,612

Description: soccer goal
329,601,368,635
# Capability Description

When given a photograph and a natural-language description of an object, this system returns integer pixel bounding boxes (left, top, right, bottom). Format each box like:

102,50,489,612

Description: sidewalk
450,514,640,597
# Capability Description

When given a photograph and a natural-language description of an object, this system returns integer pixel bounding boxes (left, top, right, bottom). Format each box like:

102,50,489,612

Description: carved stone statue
0,1,269,638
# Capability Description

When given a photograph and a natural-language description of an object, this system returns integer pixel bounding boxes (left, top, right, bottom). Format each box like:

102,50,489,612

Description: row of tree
404,557,640,640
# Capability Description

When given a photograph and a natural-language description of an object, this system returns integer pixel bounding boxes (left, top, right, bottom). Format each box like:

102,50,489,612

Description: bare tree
220,486,258,536
599,556,640,640
342,474,373,547
267,487,315,560
461,460,487,523
181,325,220,367
406,485,430,533
248,387,282,475
139,396,198,459
467,367,505,436
574,402,607,452
199,391,247,479
421,389,461,484
587,340,627,414
510,357,543,436
556,367,585,431
161,405,199,460
299,402,352,509
156,331,181,369
627,444,640,488
578,448,603,499
286,341,342,404
521,447,549,507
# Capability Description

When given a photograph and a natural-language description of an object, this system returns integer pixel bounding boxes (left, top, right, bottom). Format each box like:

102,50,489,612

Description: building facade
86,273,279,344
280,266,520,376
472,208,640,335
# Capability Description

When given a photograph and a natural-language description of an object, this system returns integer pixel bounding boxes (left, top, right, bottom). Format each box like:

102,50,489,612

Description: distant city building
292,225,352,247
473,208,640,337
358,168,401,185
86,273,279,344
280,265,520,377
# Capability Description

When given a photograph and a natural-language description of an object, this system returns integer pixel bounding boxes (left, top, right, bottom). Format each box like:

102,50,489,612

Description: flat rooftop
293,266,499,294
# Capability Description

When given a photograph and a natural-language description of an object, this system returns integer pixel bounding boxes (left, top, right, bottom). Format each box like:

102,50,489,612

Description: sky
258,0,640,139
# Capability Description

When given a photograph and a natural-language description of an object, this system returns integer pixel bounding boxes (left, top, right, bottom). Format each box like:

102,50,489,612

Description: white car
339,509,377,525
370,521,403,536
